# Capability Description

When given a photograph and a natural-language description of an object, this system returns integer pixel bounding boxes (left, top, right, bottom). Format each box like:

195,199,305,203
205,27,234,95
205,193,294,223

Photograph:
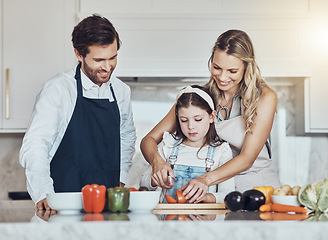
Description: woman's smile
211,50,245,93
217,80,232,86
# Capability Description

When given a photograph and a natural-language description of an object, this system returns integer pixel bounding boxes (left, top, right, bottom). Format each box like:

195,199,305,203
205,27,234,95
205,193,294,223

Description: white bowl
47,192,83,214
272,195,300,206
128,211,159,222
48,213,84,222
128,191,161,212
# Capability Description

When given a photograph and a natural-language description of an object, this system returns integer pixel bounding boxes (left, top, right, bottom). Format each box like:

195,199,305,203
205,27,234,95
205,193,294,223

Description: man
19,15,136,211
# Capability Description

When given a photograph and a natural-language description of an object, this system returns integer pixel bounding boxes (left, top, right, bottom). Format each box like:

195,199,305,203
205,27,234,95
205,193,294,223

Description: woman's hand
151,156,175,189
179,176,209,203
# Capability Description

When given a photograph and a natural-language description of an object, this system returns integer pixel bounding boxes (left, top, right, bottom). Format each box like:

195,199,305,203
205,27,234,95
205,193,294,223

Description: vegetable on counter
259,203,272,212
242,189,266,211
271,203,308,214
107,187,130,213
224,190,265,212
272,184,301,196
305,211,328,221
298,179,328,213
165,190,187,204
82,184,106,213
259,203,308,214
224,191,244,211
83,213,105,221
260,212,308,221
165,194,177,203
259,202,307,214
176,190,187,203
253,186,274,204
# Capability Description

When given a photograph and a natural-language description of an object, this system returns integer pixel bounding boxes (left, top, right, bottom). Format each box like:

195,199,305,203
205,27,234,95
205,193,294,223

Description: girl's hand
151,156,175,189
199,193,216,203
179,176,209,203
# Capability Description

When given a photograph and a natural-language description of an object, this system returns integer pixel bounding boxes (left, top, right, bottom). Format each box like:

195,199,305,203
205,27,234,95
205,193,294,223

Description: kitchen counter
0,200,326,240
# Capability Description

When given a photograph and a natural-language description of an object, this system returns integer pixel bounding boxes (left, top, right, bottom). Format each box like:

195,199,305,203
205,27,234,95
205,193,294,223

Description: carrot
271,212,308,221
259,212,272,220
259,203,272,212
261,212,308,221
271,203,308,214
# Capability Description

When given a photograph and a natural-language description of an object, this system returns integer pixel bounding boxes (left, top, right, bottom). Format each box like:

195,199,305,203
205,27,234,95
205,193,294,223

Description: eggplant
224,191,244,211
242,189,266,211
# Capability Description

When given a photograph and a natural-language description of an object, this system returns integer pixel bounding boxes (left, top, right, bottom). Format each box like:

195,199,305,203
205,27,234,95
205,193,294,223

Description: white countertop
0,200,326,240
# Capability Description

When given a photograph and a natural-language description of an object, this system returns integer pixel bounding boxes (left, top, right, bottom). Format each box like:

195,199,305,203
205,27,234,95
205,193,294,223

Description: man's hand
151,157,175,189
36,198,52,211
36,209,57,221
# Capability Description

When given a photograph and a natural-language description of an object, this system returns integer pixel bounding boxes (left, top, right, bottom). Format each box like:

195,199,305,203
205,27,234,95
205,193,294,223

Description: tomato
128,187,139,191
165,214,177,221
176,190,187,203
165,194,177,203
177,214,187,221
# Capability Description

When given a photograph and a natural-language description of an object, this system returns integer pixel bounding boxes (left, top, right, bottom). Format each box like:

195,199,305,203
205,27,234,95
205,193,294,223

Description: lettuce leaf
299,179,328,213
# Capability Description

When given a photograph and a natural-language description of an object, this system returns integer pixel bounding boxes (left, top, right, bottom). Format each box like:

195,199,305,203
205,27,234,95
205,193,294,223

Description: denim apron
50,63,121,192
163,139,216,202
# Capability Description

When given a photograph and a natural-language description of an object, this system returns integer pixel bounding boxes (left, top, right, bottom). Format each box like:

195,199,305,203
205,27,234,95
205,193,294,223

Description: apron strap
169,138,216,172
168,138,182,169
109,83,117,102
205,145,216,172
75,63,83,98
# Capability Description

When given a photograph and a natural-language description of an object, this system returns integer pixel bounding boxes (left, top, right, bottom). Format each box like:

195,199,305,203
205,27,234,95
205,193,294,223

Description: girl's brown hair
174,85,224,151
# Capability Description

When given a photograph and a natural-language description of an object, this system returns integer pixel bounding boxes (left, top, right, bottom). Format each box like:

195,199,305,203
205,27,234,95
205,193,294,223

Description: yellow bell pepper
253,186,274,204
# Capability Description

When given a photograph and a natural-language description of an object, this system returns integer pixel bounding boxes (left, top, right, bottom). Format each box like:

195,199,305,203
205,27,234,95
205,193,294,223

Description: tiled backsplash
0,80,327,200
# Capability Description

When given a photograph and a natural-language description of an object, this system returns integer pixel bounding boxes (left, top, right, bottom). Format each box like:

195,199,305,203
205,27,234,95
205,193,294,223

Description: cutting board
152,203,227,215
154,203,226,210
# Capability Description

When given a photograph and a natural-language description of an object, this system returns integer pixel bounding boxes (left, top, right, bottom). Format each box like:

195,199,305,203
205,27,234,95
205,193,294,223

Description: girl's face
178,105,215,147
211,50,245,95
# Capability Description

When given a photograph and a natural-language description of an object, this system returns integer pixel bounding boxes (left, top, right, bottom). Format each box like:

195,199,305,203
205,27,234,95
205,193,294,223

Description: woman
140,29,280,203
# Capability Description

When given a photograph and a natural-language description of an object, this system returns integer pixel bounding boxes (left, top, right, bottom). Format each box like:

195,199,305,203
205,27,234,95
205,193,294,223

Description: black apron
50,63,121,192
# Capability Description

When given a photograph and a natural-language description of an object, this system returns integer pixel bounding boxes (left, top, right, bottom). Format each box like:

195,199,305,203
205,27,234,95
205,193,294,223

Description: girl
140,29,280,203
140,85,234,203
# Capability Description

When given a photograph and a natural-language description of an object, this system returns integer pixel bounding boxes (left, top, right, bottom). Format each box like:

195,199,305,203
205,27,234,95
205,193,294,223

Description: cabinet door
1,0,74,131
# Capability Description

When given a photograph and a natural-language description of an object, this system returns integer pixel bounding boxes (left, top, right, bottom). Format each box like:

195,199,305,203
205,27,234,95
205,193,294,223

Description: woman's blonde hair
205,29,269,133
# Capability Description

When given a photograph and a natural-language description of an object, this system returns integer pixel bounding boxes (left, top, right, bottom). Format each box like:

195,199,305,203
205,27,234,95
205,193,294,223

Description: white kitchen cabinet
78,0,328,133
0,0,76,132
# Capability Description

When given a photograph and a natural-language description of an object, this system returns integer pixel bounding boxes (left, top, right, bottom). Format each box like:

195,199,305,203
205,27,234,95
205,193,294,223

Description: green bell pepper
107,187,130,213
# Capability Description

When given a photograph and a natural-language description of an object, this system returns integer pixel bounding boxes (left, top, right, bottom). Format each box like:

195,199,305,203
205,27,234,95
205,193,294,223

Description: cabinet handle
5,68,10,119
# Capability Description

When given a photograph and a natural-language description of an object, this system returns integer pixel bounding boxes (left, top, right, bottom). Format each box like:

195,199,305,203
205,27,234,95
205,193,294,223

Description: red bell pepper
83,213,104,222
82,184,106,213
